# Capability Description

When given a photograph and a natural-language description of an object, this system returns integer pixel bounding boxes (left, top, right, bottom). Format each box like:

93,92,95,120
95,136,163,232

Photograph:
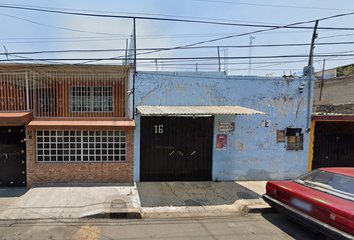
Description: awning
0,112,33,122
136,105,267,116
28,119,135,130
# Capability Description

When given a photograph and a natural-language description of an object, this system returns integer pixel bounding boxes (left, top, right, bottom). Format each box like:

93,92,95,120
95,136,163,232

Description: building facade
310,75,354,169
0,64,135,188
134,72,314,182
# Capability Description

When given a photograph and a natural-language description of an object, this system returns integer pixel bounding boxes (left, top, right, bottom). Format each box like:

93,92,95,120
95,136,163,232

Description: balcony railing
0,65,130,118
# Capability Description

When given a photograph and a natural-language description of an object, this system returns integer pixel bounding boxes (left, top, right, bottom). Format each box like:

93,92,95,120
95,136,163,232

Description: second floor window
71,86,113,112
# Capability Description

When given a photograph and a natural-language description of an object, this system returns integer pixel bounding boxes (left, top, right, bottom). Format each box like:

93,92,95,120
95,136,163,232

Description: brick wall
26,128,134,188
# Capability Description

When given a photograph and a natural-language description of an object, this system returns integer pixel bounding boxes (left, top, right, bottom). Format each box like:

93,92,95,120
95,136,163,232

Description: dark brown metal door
0,126,26,187
140,116,213,181
312,121,354,169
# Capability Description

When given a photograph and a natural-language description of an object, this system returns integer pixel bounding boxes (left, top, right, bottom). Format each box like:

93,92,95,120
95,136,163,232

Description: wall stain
236,140,247,153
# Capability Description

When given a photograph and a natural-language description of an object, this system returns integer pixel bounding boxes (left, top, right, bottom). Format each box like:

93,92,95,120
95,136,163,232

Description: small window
71,86,113,112
286,128,303,151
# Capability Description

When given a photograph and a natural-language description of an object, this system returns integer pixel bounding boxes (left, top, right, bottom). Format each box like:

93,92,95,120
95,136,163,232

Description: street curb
242,204,273,214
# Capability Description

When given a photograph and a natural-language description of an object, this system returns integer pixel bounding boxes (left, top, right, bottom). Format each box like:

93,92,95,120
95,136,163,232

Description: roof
0,112,33,122
27,119,135,130
136,105,267,116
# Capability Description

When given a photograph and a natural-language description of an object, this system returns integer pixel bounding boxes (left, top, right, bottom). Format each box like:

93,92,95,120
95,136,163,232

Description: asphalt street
0,213,326,240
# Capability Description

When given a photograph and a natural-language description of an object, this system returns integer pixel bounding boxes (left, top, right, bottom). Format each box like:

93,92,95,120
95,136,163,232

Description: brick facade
26,127,134,188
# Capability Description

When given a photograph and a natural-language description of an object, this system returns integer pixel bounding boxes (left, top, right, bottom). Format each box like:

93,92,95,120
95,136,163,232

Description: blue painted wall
134,71,313,182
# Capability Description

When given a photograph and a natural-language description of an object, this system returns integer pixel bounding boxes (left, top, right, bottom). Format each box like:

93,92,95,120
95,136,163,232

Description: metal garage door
140,116,213,181
0,126,26,187
312,121,354,169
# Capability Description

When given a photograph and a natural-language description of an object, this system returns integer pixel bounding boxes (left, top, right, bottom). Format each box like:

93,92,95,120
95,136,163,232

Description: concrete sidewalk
0,181,270,220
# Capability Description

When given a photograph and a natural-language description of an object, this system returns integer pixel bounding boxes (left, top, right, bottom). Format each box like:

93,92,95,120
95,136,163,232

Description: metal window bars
0,68,128,118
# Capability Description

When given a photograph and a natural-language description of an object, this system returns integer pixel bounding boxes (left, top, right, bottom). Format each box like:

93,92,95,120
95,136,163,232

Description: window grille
41,90,57,113
71,86,113,112
0,68,127,118
36,130,126,162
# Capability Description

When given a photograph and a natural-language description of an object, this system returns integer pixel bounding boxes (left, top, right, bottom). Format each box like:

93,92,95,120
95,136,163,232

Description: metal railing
0,69,128,118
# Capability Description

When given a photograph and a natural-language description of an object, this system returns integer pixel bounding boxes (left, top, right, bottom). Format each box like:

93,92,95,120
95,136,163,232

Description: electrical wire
1,4,354,30
193,0,354,12
1,41,354,56
0,12,125,36
3,53,354,62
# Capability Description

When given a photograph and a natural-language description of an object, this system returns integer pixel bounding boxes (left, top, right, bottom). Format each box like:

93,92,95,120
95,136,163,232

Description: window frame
71,86,114,113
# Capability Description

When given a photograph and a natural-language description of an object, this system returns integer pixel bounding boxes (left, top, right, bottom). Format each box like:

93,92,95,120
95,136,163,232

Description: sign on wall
219,122,235,132
261,120,271,128
216,134,227,150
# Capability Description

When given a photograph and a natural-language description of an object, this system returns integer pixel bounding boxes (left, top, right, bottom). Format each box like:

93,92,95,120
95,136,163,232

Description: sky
0,0,354,76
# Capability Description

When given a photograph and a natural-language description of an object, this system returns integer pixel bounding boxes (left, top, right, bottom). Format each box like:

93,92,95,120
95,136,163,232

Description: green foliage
337,65,354,76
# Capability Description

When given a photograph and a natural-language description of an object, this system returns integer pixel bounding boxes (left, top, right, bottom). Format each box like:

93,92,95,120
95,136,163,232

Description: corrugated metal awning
136,105,267,116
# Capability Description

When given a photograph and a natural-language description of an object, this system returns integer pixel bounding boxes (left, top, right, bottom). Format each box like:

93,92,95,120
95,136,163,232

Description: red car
263,168,354,240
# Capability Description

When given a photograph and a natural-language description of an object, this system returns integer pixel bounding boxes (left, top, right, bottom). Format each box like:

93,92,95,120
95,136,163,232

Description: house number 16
154,125,163,133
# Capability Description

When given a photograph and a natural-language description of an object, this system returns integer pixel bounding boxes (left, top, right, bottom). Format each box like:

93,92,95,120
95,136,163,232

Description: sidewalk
0,181,270,220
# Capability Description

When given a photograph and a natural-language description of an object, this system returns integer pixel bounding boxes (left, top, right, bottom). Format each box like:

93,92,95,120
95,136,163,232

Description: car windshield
294,169,354,202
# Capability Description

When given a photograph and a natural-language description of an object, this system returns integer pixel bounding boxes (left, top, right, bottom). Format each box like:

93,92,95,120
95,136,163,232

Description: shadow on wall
136,181,261,208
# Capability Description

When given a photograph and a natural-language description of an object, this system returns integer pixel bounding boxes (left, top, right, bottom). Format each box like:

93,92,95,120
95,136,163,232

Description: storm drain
109,212,127,219
104,212,142,219
100,199,142,219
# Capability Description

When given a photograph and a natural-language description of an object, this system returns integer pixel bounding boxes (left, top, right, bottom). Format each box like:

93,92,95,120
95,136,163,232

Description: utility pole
319,59,326,101
249,36,255,75
133,18,137,119
306,20,319,132
155,59,158,71
217,46,221,72
133,18,136,73
221,49,228,75
124,39,128,65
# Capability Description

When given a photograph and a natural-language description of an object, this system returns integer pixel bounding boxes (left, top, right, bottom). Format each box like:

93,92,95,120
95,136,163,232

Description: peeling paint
134,72,312,182
236,140,247,153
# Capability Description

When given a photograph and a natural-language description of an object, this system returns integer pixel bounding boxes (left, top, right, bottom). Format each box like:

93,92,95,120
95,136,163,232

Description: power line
1,4,354,31
2,41,354,56
0,2,298,26
0,12,124,36
4,53,354,62
193,0,354,12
